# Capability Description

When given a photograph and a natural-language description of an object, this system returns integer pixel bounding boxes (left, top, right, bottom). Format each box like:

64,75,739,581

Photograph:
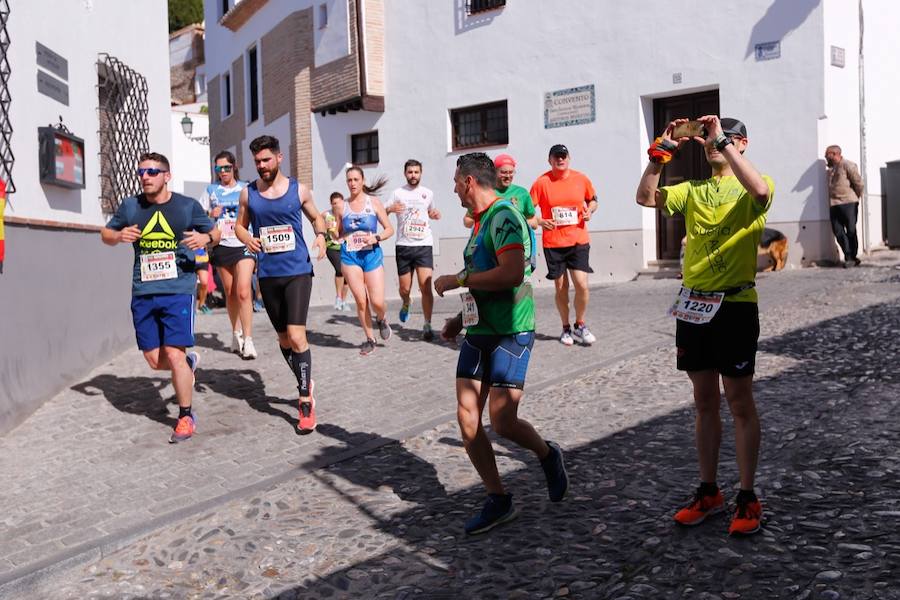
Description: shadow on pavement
196,367,297,430
267,299,900,599
313,423,449,505
71,375,177,428
192,331,230,354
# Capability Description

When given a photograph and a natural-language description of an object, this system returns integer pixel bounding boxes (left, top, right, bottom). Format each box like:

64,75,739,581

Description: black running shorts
544,244,593,280
211,245,256,268
326,248,342,276
395,245,434,275
675,301,759,378
258,274,313,331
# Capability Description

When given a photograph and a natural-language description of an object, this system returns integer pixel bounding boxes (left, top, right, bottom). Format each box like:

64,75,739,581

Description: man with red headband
464,154,538,229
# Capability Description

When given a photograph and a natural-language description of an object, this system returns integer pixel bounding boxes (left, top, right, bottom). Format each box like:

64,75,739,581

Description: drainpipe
858,0,870,252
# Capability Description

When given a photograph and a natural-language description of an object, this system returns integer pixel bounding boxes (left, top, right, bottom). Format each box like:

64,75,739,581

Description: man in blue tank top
235,135,327,434
101,152,220,443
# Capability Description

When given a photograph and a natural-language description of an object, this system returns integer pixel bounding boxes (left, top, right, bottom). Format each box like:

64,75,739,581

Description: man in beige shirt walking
825,145,864,267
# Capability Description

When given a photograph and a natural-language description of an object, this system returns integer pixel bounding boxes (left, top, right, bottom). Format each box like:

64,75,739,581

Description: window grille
97,54,150,214
466,0,505,15
451,100,508,150
351,131,379,165
0,0,13,193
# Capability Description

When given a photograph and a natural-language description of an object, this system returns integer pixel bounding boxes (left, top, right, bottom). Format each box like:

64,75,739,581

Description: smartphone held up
672,120,707,140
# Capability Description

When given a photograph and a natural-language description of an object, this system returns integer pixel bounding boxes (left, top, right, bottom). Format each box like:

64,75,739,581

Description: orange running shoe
673,487,725,526
169,413,196,444
298,380,317,434
729,497,763,535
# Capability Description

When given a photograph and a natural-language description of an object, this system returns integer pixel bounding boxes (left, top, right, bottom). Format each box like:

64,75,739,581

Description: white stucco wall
5,0,171,225
310,0,829,270
169,108,211,198
314,0,351,67
860,0,900,248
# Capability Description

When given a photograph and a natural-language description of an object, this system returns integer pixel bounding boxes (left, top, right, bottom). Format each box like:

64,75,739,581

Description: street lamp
180,113,209,145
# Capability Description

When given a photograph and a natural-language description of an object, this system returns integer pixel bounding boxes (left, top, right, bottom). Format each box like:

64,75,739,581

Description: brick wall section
261,9,314,183
208,57,246,170
310,0,360,111
363,0,384,97
292,67,313,185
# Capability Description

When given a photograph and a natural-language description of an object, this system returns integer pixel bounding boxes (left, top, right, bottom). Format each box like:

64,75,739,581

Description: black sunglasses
137,167,168,177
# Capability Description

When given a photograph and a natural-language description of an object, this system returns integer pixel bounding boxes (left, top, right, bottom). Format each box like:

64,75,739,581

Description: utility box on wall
884,160,900,248
38,126,86,189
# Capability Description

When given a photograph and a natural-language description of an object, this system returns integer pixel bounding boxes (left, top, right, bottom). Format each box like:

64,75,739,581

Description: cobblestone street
3,252,900,599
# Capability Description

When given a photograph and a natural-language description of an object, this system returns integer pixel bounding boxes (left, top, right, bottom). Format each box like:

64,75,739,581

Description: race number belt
259,225,295,253
140,252,177,282
461,292,479,327
404,218,428,240
669,283,755,324
345,231,373,252
551,206,579,226
219,218,237,240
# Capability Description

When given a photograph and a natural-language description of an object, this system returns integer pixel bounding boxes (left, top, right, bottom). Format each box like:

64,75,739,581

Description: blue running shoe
399,303,410,323
541,441,569,502
464,493,517,535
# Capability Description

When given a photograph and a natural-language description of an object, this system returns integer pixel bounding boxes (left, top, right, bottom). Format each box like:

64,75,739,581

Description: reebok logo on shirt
140,211,178,252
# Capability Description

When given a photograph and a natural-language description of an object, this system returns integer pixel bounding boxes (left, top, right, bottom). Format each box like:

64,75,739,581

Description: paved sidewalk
3,251,900,598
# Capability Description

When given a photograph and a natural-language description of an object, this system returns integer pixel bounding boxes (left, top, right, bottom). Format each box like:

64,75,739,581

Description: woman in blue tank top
336,165,394,355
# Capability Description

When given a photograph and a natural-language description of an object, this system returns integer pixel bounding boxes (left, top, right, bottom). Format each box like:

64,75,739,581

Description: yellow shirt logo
140,211,178,251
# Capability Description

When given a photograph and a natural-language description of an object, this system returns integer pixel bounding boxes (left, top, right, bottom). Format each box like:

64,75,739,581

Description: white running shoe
241,337,258,360
559,330,575,346
231,330,244,354
572,324,596,345
333,296,343,310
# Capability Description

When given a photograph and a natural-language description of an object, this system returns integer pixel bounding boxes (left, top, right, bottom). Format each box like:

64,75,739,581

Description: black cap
721,118,747,138
549,144,569,157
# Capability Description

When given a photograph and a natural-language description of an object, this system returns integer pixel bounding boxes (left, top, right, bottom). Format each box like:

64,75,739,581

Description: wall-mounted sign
544,84,596,129
755,41,781,61
36,42,68,81
37,71,69,106
831,45,846,68
38,126,86,189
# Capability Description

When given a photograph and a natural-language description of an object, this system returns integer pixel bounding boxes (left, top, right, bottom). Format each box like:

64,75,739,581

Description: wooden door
652,90,720,259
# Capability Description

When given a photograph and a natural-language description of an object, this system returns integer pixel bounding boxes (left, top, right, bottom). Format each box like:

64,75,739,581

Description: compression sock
178,405,192,419
291,349,311,398
280,345,292,368
699,481,719,496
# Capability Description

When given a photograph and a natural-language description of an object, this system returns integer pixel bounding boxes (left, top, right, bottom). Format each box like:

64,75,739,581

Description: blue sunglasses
137,167,168,177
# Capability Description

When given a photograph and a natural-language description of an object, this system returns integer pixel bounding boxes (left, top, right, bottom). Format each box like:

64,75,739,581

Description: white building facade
0,0,171,432
204,0,900,306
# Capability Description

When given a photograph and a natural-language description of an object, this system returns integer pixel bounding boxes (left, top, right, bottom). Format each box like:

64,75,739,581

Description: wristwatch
714,134,733,152
456,269,468,287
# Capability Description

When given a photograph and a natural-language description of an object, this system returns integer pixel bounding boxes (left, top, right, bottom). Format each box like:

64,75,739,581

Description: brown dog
759,227,788,271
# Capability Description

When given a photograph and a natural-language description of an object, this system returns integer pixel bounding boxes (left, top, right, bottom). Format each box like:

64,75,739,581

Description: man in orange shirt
530,145,598,346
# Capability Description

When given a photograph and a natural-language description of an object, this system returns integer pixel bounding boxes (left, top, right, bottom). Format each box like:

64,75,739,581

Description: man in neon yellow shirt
636,115,774,536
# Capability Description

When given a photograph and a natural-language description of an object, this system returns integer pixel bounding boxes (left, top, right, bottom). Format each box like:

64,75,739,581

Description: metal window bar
97,54,150,214
452,101,508,149
0,0,14,193
466,0,505,15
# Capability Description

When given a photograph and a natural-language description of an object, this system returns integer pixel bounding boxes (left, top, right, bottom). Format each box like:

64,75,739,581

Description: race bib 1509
260,225,296,253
